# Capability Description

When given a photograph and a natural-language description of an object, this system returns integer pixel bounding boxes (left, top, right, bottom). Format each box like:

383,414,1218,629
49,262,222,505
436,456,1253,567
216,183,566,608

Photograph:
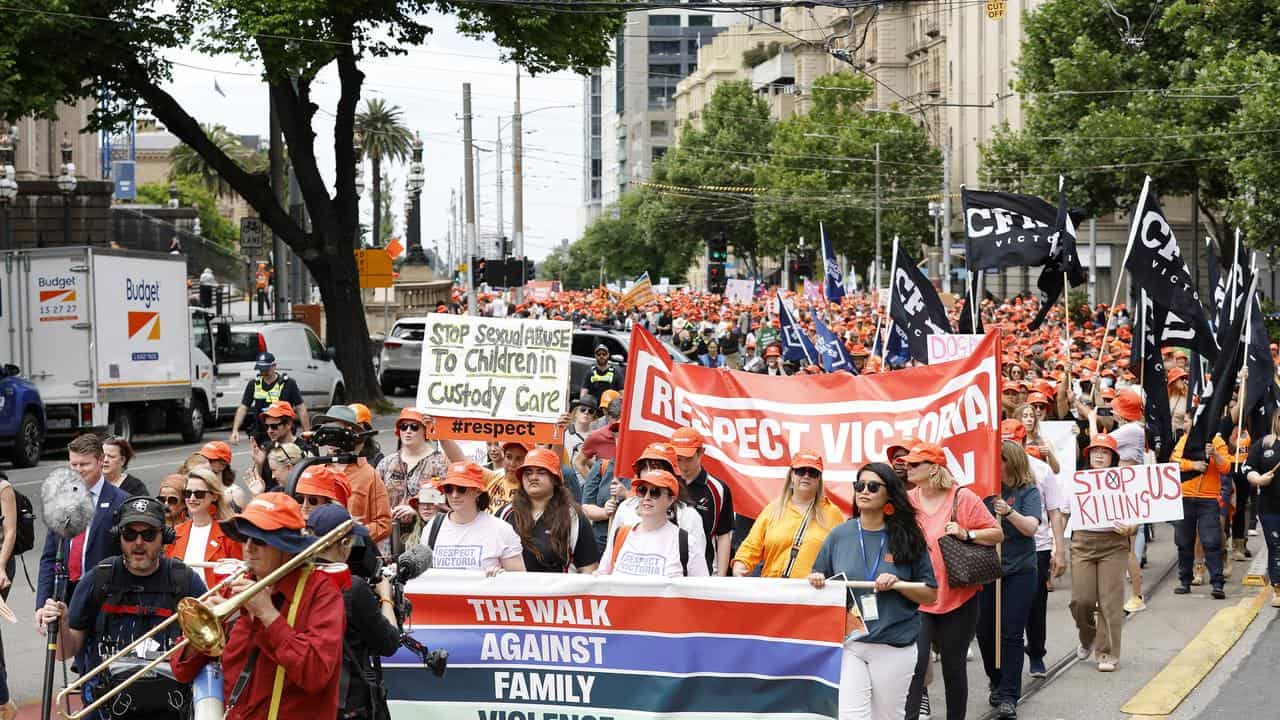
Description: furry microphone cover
40,467,96,539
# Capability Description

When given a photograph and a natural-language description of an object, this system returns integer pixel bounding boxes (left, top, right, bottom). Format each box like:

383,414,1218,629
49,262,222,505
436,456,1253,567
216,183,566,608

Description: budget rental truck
0,247,216,443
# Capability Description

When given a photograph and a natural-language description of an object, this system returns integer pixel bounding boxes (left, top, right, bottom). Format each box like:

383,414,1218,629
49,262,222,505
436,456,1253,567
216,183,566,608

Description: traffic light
708,231,728,263
707,262,726,294
524,257,536,281
471,256,486,286
501,235,511,257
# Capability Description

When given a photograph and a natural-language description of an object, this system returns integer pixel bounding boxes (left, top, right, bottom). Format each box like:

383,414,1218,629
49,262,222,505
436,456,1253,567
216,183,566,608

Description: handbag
936,491,1003,586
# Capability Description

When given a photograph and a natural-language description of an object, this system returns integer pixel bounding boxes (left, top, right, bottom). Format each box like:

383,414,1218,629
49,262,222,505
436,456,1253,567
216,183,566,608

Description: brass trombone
56,519,353,719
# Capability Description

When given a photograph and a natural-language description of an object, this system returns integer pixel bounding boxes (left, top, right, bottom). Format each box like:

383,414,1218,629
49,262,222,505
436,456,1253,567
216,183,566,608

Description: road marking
1121,585,1273,716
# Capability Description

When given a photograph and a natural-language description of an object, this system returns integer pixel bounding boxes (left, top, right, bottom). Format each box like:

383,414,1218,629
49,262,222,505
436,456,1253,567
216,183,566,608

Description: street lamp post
406,134,425,254
928,200,944,284
0,133,17,250
56,138,77,247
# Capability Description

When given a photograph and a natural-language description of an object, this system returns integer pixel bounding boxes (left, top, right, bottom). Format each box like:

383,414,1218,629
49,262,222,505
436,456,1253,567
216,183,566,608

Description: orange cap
395,408,428,434
517,447,563,481
763,344,782,359
1111,389,1144,421
259,401,296,420
670,427,704,457
633,469,680,497
1027,392,1050,407
349,403,373,426
232,492,305,532
902,442,947,466
790,449,825,472
600,389,622,410
1085,433,1119,455
1001,419,1027,442
437,461,488,491
199,441,232,464
633,442,679,473
296,465,351,505
885,438,915,459
1166,367,1189,385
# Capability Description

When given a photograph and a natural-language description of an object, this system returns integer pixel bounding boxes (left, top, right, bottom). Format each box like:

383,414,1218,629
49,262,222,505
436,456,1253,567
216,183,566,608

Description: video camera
374,546,449,677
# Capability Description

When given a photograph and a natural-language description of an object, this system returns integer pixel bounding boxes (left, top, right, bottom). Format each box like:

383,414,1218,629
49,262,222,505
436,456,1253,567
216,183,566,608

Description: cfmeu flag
619,271,656,310
888,239,953,364
820,222,845,302
778,296,819,365
813,314,857,374
389,571,846,719
617,325,1003,516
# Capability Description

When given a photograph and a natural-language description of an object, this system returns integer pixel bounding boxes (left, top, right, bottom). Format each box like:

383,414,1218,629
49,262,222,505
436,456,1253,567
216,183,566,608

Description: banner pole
882,236,901,365
995,543,1003,670
1233,251,1256,473
1095,176,1148,372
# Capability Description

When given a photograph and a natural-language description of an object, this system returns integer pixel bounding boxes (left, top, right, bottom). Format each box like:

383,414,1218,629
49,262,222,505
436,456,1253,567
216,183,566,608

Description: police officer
39,496,207,720
230,352,308,444
581,344,622,400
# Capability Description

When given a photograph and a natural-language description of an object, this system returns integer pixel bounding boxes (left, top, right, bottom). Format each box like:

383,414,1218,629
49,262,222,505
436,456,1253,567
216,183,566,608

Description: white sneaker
967,646,974,661
1097,655,1118,672
1249,528,1259,536
1076,645,1092,661
931,650,940,663
1124,595,1147,614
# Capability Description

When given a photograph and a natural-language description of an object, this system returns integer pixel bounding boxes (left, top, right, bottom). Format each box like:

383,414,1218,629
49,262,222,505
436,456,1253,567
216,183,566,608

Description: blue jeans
1176,497,1225,588
1259,513,1280,586
978,570,1037,704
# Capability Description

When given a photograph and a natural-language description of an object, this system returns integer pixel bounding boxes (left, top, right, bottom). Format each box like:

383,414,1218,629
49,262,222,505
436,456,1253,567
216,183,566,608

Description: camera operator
307,505,399,720
311,408,392,546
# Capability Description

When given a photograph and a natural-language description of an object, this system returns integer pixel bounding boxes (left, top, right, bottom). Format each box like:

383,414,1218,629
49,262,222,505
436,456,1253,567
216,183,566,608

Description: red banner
618,326,1002,517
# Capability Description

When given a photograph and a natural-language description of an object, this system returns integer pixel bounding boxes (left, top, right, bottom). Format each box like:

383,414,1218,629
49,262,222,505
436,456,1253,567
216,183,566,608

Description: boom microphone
40,467,96,539
396,544,435,583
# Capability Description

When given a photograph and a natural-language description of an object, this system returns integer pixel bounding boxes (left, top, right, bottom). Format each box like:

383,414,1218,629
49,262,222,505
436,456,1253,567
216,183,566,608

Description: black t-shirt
342,576,402,715
500,505,601,572
1244,438,1280,514
117,472,149,498
239,373,304,412
686,470,735,573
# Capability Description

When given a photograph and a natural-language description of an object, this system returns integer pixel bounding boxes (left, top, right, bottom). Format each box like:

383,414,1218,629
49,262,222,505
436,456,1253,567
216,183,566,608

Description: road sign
240,218,264,253
355,248,394,288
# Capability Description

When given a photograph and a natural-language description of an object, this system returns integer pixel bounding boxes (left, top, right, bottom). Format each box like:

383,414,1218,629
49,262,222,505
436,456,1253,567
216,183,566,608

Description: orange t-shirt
909,485,998,615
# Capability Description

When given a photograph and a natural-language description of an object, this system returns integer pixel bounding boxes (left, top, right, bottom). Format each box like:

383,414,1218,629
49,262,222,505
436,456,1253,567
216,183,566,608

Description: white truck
0,247,216,443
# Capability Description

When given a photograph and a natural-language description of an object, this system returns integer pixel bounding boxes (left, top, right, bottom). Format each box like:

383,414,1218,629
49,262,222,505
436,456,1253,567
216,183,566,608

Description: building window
591,179,602,200
688,14,712,27
651,120,669,137
650,40,682,55
687,61,697,74
591,116,601,135
649,15,680,26
649,63,681,80
652,146,668,162
648,85,676,109
687,39,700,53
591,158,602,178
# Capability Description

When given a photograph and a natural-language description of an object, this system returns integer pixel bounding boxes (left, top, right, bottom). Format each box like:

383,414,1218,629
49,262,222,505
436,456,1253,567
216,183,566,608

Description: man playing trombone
37,496,207,719
170,492,345,720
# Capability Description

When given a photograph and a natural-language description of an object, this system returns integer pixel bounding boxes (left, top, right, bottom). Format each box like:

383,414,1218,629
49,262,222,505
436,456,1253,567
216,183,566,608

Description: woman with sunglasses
378,409,448,552
903,443,1002,720
809,463,936,720
424,461,525,572
611,443,707,555
262,443,304,494
168,467,242,587
733,450,845,578
499,448,601,573
599,469,709,577
977,442,1043,719
103,436,148,497
157,474,188,527
402,485,449,550
294,465,351,519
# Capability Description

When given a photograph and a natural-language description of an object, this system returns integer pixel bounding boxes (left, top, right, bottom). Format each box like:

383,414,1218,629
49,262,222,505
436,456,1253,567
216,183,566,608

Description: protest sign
926,334,986,364
724,278,754,304
386,571,845,720
618,326,1003,516
416,314,573,424
1038,420,1078,488
1068,463,1184,531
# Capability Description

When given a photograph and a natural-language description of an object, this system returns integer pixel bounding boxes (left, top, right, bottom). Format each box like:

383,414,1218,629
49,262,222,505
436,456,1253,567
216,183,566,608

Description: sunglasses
854,480,884,494
792,466,821,479
397,422,423,433
157,495,181,506
183,489,208,500
633,484,669,499
441,485,472,496
905,461,925,468
298,494,330,507
121,527,160,543
245,537,270,548
265,422,286,430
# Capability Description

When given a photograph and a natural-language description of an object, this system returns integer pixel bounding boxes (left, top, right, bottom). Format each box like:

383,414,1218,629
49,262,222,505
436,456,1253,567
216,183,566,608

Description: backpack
11,487,35,555
610,523,689,577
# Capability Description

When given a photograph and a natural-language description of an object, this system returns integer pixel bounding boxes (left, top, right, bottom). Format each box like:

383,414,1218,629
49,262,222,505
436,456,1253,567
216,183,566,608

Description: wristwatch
967,530,977,542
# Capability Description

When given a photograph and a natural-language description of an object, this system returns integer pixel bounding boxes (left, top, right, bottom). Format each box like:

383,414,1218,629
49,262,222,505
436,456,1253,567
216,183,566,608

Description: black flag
889,240,953,364
1129,287,1174,462
1124,176,1218,360
1029,177,1087,330
1185,272,1252,461
1243,283,1278,442
962,188,1058,270
958,272,985,334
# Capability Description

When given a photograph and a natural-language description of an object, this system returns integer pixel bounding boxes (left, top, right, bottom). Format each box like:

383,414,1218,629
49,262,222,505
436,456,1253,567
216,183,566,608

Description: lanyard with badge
856,520,885,624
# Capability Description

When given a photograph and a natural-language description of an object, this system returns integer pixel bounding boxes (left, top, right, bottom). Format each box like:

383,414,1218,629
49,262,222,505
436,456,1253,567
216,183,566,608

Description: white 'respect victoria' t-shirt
431,512,523,570
600,521,710,578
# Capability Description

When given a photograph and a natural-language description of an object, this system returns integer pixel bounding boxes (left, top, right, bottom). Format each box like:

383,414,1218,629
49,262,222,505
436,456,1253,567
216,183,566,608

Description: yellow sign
355,248,394,289
986,0,1006,19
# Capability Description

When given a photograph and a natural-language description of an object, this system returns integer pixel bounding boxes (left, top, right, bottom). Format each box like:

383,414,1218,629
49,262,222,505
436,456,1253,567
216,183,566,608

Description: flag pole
882,236,901,365
1095,176,1149,372
1233,251,1257,473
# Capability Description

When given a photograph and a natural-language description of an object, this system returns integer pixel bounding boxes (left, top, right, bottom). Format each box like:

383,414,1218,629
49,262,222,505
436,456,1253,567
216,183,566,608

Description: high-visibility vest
253,375,287,408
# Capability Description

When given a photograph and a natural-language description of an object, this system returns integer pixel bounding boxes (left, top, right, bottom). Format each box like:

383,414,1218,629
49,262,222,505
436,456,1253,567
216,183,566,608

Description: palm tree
170,124,266,197
354,98,414,247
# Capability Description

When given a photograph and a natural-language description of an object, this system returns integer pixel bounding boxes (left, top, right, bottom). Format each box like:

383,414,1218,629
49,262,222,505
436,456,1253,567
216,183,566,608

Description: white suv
213,321,346,419
378,317,426,396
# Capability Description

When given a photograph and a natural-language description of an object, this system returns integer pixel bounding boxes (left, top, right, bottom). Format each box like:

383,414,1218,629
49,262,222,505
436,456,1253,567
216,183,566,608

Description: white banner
415,313,573,423
926,333,987,364
725,278,754,304
1067,463,1184,531
1038,421,1078,493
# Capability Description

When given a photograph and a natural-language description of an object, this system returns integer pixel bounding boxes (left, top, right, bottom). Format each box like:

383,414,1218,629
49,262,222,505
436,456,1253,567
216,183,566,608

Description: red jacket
171,564,345,719
166,519,243,588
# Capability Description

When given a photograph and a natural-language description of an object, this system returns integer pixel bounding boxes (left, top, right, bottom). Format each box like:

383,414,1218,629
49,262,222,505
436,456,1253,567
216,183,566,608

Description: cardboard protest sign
1068,463,1184,531
926,334,986,364
416,314,572,425
617,325,1003,516
387,571,845,719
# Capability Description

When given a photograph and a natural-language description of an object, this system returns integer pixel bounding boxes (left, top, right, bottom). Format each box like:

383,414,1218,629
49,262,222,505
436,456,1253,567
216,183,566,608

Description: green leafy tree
355,98,413,249
170,124,266,197
0,0,621,402
754,72,941,274
137,174,239,249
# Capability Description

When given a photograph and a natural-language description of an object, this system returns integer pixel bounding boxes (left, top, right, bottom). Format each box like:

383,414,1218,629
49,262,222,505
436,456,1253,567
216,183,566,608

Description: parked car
569,328,691,399
0,363,45,467
378,317,427,396
213,320,346,419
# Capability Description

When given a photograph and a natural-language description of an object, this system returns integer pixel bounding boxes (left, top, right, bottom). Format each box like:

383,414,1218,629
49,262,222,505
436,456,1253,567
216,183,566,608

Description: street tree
170,124,267,198
0,0,620,402
355,98,413,250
